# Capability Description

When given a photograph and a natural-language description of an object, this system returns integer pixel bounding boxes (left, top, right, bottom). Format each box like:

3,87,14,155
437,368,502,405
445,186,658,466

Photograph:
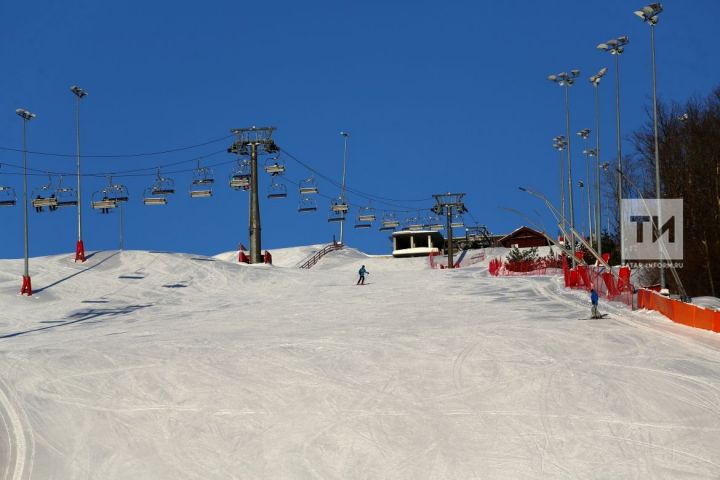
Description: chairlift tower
229,126,279,263
432,193,467,269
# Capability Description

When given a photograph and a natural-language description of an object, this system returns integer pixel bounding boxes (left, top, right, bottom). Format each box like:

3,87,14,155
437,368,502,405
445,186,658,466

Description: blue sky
1,0,718,258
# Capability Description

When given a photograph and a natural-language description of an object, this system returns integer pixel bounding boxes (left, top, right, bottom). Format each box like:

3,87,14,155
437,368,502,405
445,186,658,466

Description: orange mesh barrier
638,288,719,334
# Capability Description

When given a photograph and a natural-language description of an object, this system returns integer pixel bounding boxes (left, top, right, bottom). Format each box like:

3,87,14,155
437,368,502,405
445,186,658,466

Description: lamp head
71,85,88,98
635,3,663,24
15,108,36,120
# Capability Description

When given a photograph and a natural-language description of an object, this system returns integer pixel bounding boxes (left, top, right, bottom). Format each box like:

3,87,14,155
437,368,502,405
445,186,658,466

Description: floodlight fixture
16,109,36,120
577,128,591,139
71,85,87,98
634,3,662,24
589,67,608,86
597,36,629,55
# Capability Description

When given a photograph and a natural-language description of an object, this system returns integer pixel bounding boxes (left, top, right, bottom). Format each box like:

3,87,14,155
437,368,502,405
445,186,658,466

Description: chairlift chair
91,189,118,213
229,160,251,190
379,212,400,231
0,186,17,207
54,177,78,207
151,170,175,195
298,195,317,213
450,214,465,229
405,216,423,231
357,205,376,223
264,156,286,175
427,214,444,231
267,181,287,199
192,162,215,186
31,176,58,212
330,198,349,214
190,162,214,198
299,176,319,195
110,184,129,203
328,198,348,222
190,188,212,198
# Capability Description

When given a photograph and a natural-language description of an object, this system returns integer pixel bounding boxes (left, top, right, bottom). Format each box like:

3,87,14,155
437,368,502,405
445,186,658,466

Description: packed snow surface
2,246,720,479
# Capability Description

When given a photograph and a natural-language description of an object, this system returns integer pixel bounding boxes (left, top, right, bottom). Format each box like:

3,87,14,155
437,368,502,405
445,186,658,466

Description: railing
298,243,344,269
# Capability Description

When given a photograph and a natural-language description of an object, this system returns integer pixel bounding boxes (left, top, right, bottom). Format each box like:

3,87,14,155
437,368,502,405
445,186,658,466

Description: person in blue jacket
590,288,600,319
357,265,368,285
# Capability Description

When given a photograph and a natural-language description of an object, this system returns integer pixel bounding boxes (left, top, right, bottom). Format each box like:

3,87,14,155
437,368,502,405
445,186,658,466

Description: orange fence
637,289,720,333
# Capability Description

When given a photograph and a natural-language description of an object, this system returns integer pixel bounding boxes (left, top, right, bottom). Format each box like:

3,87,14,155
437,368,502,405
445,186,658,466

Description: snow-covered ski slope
1,247,720,479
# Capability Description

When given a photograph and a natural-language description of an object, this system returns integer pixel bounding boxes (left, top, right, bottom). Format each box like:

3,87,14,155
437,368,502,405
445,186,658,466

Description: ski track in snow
1,247,720,478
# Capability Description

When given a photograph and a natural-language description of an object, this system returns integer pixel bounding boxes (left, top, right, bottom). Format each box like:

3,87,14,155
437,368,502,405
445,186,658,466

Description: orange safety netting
637,289,720,333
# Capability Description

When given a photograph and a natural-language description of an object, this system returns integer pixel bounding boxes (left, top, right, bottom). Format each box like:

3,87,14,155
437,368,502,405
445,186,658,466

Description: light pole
577,128,592,242
635,2,665,289
71,85,87,262
548,70,580,265
552,135,567,231
16,108,36,296
589,67,608,257
339,131,349,246
597,35,629,264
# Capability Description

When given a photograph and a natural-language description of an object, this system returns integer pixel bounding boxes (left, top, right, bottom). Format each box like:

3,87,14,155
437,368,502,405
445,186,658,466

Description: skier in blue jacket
357,265,368,285
590,288,600,319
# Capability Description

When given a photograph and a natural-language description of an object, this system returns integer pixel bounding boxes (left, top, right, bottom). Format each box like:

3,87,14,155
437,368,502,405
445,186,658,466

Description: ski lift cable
279,147,433,204
0,149,229,178
0,134,234,158
281,174,416,213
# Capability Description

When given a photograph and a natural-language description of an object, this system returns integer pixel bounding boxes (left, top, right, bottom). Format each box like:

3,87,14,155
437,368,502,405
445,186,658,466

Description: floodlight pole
633,3,664,288
552,136,566,229
578,129,592,242
339,131,349,246
563,84,576,265
71,85,87,262
614,52,624,263
16,108,36,296
548,71,580,265
590,69,606,258
650,21,664,289
598,36,629,264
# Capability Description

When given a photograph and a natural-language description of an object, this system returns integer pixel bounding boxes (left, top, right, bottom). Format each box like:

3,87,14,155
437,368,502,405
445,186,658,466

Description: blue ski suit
357,266,368,285
590,289,600,318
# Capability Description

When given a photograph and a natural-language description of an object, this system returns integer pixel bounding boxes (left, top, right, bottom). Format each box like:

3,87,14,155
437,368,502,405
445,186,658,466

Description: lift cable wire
279,147,433,204
0,148,228,178
0,134,234,158
280,174,417,213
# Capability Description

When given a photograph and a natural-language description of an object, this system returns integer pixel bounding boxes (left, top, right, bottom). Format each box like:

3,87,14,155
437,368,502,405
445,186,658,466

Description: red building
496,226,548,248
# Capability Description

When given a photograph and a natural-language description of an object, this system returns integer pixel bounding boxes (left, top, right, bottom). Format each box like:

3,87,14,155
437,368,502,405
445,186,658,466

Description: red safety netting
490,253,633,308
489,256,563,277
